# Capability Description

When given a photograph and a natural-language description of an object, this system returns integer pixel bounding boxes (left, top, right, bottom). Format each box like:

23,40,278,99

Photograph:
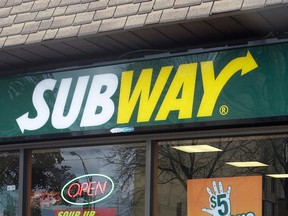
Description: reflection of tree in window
158,139,236,190
269,136,288,215
158,138,271,189
158,135,288,216
31,149,75,215
101,145,146,216
157,137,276,216
0,152,19,216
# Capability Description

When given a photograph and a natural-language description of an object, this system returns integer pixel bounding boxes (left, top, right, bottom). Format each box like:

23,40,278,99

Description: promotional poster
187,176,262,216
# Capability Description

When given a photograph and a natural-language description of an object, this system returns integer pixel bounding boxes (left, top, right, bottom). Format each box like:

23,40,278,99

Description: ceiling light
266,174,288,178
172,145,222,153
226,161,268,167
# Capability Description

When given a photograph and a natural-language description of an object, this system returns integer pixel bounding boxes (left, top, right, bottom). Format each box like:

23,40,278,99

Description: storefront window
158,135,288,216
0,151,19,216
29,143,146,216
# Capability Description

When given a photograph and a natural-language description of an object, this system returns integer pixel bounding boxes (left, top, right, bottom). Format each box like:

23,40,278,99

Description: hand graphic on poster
202,180,231,216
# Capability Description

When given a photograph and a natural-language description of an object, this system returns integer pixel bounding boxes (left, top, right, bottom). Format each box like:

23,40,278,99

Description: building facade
1,0,288,215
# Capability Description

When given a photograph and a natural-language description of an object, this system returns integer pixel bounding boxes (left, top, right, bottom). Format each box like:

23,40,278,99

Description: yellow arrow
197,51,258,117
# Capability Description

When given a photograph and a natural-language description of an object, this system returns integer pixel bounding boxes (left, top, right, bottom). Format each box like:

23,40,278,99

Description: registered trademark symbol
219,105,229,115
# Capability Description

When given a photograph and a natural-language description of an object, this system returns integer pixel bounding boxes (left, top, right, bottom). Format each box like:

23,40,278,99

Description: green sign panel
1,42,288,138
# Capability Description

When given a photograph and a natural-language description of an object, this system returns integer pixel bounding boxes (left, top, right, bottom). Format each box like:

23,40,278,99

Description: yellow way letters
117,51,258,124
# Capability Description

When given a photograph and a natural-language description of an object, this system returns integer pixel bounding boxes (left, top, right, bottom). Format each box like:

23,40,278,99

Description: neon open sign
61,174,114,206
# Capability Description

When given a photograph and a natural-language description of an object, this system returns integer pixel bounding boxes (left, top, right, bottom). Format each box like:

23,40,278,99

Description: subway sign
1,42,288,138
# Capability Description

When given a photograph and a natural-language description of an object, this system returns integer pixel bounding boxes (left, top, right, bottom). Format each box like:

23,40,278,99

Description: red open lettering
68,182,81,198
95,181,107,195
87,181,96,196
80,182,89,196
67,181,108,198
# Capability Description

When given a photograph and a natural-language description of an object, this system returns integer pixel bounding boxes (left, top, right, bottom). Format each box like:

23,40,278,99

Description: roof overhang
1,5,288,75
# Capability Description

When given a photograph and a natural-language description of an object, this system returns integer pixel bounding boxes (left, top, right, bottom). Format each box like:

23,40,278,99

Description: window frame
7,125,288,216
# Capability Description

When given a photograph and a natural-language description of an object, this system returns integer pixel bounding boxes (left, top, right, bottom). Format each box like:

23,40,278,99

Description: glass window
29,143,146,216
158,135,288,216
0,151,19,216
